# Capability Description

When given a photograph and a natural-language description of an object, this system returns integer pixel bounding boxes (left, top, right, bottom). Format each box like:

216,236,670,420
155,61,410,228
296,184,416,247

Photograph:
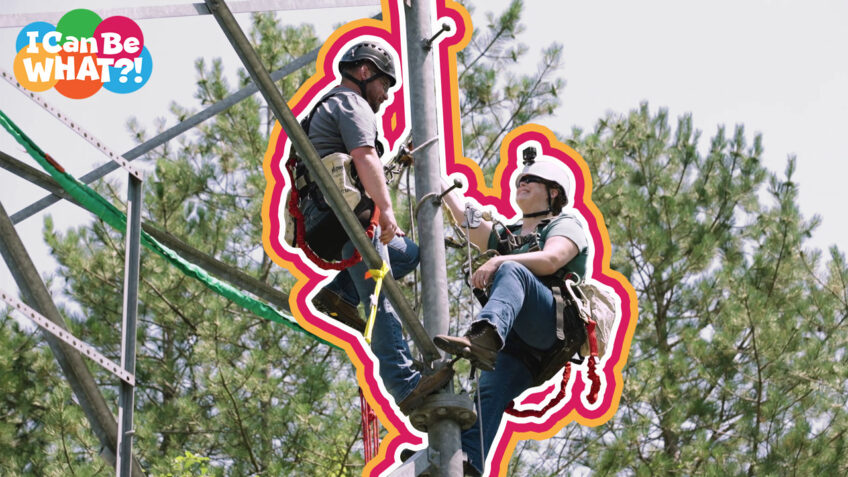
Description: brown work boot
398,365,455,414
433,322,501,371
313,287,365,332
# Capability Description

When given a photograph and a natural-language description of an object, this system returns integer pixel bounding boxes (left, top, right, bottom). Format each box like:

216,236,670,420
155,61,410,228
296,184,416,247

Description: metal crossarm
1,70,142,180
387,449,432,477
0,148,295,315
0,289,136,386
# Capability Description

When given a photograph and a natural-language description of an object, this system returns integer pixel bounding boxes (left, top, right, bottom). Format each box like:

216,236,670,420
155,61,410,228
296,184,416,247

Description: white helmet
515,154,571,199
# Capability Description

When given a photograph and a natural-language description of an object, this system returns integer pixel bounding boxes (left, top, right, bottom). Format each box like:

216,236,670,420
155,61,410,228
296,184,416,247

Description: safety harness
285,91,380,269
479,219,603,402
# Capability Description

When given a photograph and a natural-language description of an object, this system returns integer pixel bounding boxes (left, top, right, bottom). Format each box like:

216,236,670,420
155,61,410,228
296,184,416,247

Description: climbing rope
473,368,486,468
404,167,420,310
565,278,602,404
363,260,390,344
359,388,380,463
584,320,602,403
461,206,480,333
446,204,488,462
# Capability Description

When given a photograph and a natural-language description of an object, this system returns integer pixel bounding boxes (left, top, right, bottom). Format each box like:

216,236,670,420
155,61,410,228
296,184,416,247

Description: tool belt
290,151,374,262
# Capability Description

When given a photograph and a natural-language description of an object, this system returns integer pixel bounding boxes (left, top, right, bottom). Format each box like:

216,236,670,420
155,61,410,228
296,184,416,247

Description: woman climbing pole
437,148,592,475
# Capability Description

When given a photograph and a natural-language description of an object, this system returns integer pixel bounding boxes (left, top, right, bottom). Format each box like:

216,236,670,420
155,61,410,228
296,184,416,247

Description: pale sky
1,0,846,298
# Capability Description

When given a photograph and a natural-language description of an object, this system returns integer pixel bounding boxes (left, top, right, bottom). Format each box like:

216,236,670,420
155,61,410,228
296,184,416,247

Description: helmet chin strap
342,69,382,99
523,209,551,218
523,186,554,219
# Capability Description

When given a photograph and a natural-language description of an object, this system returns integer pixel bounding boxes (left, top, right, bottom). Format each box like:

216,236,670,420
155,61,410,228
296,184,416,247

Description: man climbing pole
437,149,591,475
291,41,453,413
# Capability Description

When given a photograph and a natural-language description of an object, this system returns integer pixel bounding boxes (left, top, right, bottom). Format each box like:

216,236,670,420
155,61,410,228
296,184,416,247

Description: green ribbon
0,109,337,349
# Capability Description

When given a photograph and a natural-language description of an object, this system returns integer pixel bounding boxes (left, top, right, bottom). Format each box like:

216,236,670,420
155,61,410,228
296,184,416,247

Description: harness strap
552,284,566,341
505,362,571,418
301,92,339,136
295,89,381,188
285,154,378,270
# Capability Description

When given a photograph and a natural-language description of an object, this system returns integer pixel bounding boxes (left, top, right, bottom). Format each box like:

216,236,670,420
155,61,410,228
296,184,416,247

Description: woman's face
515,175,554,213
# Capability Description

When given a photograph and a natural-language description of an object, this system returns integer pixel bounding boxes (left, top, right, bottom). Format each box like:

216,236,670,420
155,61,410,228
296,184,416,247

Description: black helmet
338,42,397,87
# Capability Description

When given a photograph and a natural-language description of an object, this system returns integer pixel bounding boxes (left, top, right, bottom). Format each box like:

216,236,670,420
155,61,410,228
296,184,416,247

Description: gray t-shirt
306,86,378,157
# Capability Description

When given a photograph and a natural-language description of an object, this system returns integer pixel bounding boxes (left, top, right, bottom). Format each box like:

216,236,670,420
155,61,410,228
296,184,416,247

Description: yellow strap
363,262,391,344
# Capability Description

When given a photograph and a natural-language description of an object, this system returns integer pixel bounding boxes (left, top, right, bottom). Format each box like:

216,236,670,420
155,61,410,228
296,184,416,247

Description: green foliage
0,309,108,476
517,104,848,476
457,0,564,175
0,311,53,475
154,451,212,477
4,13,362,476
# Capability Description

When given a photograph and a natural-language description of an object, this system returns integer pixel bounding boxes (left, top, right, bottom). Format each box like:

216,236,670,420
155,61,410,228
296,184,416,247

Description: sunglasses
518,175,546,186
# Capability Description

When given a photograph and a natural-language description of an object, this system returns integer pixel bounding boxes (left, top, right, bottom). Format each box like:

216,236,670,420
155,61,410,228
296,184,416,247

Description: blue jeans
341,232,421,402
301,198,422,402
461,261,558,473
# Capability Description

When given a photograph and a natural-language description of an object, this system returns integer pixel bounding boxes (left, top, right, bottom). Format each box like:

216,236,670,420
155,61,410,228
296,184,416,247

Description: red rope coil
504,318,603,418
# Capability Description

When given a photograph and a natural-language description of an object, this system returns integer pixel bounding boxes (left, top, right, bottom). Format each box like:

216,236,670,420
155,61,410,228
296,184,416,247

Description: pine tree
522,104,848,476
3,14,364,476
0,310,103,476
